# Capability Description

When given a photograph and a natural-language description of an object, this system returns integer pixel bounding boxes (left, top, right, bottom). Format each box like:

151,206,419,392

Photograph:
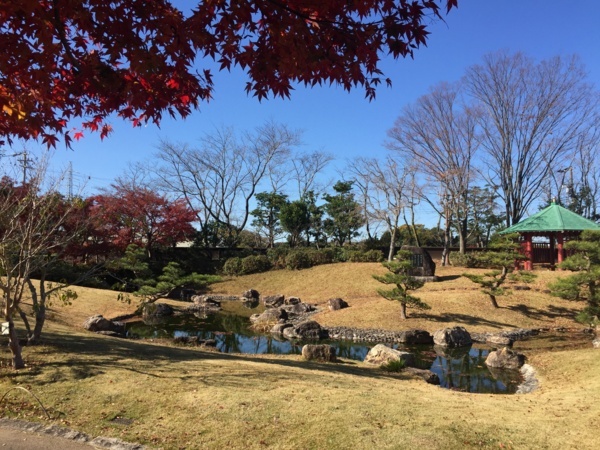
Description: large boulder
397,329,433,345
364,344,415,367
83,315,125,335
142,302,174,318
485,347,526,370
302,344,337,362
283,320,326,340
263,294,285,308
433,326,472,347
328,298,349,311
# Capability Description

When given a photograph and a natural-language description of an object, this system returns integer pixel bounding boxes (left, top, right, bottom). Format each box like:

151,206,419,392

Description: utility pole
68,161,73,199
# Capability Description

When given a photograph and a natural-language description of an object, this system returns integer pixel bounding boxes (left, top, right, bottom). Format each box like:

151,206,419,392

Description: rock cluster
326,327,433,344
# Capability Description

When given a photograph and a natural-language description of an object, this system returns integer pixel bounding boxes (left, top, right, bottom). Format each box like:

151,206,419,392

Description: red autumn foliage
85,186,196,259
0,0,457,147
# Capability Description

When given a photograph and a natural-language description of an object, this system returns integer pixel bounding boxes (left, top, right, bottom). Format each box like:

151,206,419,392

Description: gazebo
500,201,600,270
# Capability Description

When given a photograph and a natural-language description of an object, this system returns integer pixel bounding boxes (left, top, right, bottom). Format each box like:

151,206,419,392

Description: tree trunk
30,304,46,344
388,227,397,261
6,319,25,369
400,302,407,319
488,294,500,309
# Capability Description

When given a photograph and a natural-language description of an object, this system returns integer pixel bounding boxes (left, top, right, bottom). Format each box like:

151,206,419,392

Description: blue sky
13,0,600,225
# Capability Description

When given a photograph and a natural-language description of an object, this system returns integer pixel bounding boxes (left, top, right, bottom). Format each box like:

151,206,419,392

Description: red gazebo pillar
556,233,564,268
524,233,533,271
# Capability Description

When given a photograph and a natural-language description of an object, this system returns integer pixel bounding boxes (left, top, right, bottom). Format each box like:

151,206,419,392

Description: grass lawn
1,263,598,449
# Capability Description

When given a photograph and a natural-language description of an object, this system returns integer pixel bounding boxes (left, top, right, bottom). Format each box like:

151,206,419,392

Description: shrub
450,252,479,268
307,248,336,266
241,254,271,274
267,246,290,269
345,249,384,262
286,249,312,270
223,257,243,276
363,249,384,262
380,359,405,372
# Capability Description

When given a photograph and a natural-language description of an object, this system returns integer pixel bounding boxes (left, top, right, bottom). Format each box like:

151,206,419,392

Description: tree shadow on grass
408,312,514,329
505,304,579,321
6,329,416,386
435,275,462,282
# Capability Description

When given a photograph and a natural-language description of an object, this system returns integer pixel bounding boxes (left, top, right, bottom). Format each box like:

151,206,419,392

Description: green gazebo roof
501,202,600,234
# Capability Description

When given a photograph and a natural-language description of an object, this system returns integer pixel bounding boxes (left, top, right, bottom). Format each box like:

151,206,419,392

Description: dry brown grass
1,263,598,449
213,263,586,333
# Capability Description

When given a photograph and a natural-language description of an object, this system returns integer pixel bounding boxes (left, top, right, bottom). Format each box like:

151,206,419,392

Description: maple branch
51,0,82,73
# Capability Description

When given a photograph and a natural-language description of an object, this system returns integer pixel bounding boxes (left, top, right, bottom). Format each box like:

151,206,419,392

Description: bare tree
156,121,300,246
349,156,408,260
290,150,334,199
464,51,598,227
1,158,90,368
387,81,480,253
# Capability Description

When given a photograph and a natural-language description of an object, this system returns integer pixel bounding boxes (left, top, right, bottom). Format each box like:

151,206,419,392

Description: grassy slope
213,263,586,333
1,263,598,449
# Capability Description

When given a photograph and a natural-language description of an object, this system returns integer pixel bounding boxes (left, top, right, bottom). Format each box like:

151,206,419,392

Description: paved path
0,419,147,449
0,428,96,449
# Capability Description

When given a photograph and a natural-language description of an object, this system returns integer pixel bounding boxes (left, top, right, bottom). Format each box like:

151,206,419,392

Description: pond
126,301,523,394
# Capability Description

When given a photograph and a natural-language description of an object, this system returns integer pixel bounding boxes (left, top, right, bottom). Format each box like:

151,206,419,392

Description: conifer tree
373,250,430,319
463,234,535,308
549,230,600,325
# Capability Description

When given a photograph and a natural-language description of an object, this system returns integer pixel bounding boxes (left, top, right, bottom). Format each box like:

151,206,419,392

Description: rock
364,344,415,367
283,320,326,340
250,308,288,323
192,295,221,306
328,298,349,311
433,326,472,347
263,294,285,308
593,337,600,349
485,347,526,370
242,289,260,300
83,315,124,334
281,302,315,317
302,344,337,362
404,367,440,385
271,323,294,335
285,296,301,305
397,329,433,345
142,302,173,317
487,335,514,346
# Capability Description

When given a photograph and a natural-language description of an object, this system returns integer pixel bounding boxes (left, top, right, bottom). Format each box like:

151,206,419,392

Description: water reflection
126,305,522,394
